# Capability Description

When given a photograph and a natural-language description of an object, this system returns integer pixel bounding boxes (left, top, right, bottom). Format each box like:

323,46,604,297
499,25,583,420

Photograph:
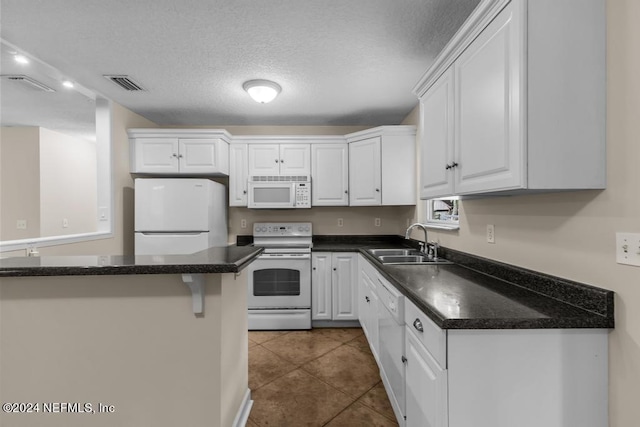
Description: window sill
423,222,460,231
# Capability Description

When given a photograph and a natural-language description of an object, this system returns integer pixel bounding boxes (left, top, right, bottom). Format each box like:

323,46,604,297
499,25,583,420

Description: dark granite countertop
309,235,614,330
0,245,263,277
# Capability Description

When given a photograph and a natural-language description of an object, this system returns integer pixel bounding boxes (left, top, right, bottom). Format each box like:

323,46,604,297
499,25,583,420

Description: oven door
248,182,295,209
247,253,311,309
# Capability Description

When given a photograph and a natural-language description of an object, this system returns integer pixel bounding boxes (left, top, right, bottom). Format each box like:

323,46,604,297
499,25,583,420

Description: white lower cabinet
358,255,380,362
405,326,447,427
359,258,609,427
311,252,358,321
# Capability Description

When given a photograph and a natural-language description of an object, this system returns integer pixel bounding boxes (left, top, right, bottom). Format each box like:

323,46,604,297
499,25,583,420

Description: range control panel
294,183,311,208
253,222,312,237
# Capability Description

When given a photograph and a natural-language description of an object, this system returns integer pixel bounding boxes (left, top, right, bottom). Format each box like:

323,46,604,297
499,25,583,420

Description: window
425,197,459,230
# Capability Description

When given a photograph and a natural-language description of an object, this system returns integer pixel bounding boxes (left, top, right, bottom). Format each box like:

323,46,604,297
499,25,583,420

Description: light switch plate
616,233,640,266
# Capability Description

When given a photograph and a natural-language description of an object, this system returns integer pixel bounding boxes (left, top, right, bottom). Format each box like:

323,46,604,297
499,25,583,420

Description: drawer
404,298,446,369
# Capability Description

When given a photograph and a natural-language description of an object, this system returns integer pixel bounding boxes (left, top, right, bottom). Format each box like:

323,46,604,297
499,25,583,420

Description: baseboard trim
312,320,361,328
232,388,253,427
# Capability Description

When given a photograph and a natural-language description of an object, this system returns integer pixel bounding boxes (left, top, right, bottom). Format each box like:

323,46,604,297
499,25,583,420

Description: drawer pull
365,296,370,303
413,318,424,333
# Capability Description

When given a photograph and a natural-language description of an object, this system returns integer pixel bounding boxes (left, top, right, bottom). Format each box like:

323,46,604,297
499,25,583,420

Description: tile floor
248,328,399,427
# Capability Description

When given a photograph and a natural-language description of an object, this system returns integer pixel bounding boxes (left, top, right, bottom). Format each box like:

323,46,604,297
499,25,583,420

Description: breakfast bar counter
0,245,262,427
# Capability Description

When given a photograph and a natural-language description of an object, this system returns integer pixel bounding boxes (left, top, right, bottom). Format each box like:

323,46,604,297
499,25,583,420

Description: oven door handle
258,254,311,260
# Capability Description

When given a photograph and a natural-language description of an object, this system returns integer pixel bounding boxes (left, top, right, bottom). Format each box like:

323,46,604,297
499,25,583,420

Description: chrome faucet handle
418,242,425,253
427,241,440,260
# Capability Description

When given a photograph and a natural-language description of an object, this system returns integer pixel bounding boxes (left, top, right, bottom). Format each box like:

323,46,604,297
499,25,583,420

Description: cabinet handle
451,162,458,168
344,190,348,194
413,318,424,333
333,268,337,271
375,188,380,192
243,190,247,194
275,159,279,163
172,153,178,158
445,163,451,170
280,159,284,163
312,267,316,271
401,356,407,364
365,296,370,303
178,154,183,158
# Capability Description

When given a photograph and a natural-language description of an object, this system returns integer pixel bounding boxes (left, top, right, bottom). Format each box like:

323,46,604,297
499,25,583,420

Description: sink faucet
405,223,428,254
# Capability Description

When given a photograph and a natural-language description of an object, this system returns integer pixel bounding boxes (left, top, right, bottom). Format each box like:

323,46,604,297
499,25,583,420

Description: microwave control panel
295,183,311,208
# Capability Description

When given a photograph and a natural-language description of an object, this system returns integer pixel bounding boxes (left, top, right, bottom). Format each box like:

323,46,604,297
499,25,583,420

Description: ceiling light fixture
14,54,29,64
62,80,74,89
243,79,281,104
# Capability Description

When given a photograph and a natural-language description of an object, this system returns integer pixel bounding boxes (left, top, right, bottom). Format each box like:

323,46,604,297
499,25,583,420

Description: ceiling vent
1,75,55,92
103,75,145,91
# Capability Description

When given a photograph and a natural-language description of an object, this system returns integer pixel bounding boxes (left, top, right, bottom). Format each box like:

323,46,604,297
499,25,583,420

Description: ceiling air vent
1,75,55,92
103,75,145,91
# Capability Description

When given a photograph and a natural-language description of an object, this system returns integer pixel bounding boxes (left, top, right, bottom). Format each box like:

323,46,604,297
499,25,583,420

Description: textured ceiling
0,0,480,132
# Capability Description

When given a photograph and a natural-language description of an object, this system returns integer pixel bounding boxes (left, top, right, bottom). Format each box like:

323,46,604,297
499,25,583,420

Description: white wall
39,127,97,237
416,1,640,425
0,127,41,240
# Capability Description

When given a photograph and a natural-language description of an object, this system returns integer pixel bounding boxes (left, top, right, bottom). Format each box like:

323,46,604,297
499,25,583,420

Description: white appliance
378,280,406,425
247,222,312,330
247,176,311,209
134,178,227,255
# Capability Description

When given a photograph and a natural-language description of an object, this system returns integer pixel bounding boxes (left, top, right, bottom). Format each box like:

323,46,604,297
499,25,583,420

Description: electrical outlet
62,218,69,228
337,218,344,227
375,218,381,227
16,219,27,230
240,219,247,229
486,224,495,244
616,232,640,266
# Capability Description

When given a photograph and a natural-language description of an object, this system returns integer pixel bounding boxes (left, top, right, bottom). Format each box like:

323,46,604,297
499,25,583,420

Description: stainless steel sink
368,248,420,256
367,249,453,265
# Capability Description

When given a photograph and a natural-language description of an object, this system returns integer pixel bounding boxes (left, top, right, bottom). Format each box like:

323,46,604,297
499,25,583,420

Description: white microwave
248,176,311,209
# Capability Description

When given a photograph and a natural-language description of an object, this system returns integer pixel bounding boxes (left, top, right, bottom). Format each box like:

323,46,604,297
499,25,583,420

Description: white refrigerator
134,178,227,255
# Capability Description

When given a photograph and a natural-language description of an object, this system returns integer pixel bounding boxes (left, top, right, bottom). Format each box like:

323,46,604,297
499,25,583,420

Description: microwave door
249,183,295,208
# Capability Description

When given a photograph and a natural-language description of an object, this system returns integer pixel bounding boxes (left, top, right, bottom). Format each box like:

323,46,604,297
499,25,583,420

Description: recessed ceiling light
243,79,281,103
62,80,75,89
14,54,29,64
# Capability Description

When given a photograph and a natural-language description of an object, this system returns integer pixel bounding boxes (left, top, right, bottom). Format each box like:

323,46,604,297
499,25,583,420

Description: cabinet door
420,68,455,199
311,253,332,320
229,144,248,206
311,143,349,206
349,137,382,206
405,327,448,427
331,253,358,320
454,1,524,195
279,144,311,175
248,144,280,176
178,139,228,174
134,138,179,173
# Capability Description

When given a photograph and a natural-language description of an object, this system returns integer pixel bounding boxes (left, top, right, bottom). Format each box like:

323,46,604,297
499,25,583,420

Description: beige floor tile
325,402,399,427
249,369,354,427
356,381,397,422
345,334,373,354
248,330,290,344
302,344,381,398
249,345,297,390
311,327,364,343
262,331,342,365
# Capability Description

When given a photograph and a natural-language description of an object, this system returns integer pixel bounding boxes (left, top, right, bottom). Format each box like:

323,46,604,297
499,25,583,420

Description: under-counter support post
181,274,205,315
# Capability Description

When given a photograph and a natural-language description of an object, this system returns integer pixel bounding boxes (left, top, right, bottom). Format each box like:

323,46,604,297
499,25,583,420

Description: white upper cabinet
348,137,382,206
420,68,455,199
229,143,248,207
248,143,310,176
311,143,349,206
346,126,416,206
415,0,606,198
129,129,231,176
